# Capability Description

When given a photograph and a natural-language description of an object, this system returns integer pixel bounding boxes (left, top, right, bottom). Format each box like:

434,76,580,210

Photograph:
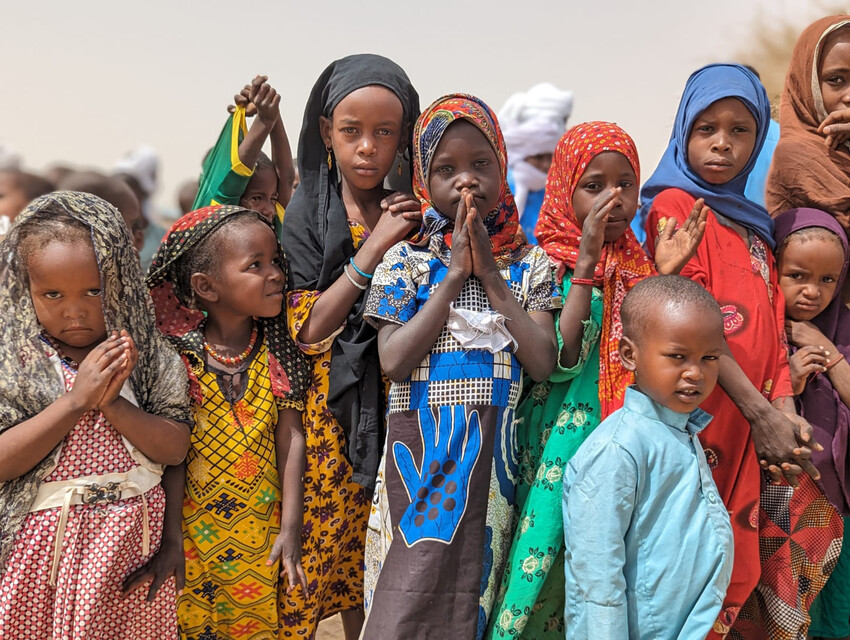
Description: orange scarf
535,121,654,417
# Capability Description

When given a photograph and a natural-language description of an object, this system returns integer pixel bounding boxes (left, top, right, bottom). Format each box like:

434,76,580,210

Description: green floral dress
487,275,603,639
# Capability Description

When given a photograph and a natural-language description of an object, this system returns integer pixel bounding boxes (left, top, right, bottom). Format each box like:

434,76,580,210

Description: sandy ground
316,614,345,640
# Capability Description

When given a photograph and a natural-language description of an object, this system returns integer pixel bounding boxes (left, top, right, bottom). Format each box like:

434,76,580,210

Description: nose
267,263,284,283
709,132,731,152
357,135,376,156
802,283,820,299
454,169,479,191
257,200,276,220
682,363,704,382
62,301,87,320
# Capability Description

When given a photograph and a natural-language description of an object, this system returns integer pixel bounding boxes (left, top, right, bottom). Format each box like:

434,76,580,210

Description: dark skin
558,151,708,369
125,222,307,600
0,240,189,482
296,86,421,347
230,75,296,207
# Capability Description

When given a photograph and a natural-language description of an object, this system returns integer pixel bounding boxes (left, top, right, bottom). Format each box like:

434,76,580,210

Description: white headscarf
499,83,574,217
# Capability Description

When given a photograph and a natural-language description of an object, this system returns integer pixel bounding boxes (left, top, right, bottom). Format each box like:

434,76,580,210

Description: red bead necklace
203,323,258,366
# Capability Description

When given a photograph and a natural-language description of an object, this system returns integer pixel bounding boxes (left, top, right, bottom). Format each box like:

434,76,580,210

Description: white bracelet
343,264,368,291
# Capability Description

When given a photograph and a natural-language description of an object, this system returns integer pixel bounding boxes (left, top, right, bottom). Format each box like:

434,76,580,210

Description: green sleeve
192,106,254,210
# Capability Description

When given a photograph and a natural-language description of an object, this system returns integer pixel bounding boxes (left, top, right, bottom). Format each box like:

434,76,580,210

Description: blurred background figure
499,82,574,243
176,178,198,216
113,144,165,270
0,169,54,240
0,144,22,171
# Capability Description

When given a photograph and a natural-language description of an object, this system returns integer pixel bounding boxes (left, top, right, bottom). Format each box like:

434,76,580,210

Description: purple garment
775,208,850,515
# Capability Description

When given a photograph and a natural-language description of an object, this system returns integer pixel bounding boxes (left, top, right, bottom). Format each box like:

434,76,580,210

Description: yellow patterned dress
179,342,298,640
278,221,372,637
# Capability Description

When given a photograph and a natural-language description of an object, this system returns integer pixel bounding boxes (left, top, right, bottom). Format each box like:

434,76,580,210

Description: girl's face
28,239,107,355
779,234,845,321
240,166,278,223
199,220,285,319
428,120,501,220
571,151,638,242
687,97,757,185
320,85,405,193
819,28,850,116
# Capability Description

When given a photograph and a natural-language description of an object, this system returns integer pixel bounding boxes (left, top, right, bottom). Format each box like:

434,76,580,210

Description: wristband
570,277,597,287
343,264,368,291
826,353,845,370
349,257,373,279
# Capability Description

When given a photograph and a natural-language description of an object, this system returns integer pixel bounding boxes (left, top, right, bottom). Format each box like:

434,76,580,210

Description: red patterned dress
0,344,176,640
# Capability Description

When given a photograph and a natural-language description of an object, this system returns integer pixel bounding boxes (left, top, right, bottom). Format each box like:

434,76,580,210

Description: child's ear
319,116,333,151
619,336,637,372
191,272,219,305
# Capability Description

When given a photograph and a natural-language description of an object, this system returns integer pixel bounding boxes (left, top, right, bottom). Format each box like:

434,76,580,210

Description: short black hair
58,171,138,218
1,170,55,202
621,275,722,344
171,211,262,308
255,151,274,172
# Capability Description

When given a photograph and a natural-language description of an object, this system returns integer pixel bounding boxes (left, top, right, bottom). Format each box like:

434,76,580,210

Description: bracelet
349,257,373,279
826,353,845,370
570,277,597,287
343,264,368,291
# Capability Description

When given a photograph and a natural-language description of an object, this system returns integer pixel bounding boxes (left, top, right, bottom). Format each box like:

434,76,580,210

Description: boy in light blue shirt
563,275,734,640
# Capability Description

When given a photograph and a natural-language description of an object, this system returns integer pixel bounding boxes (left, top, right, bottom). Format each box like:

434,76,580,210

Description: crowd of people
0,12,849,640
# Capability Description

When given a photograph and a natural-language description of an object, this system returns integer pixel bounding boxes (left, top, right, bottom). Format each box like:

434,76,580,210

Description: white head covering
114,144,158,197
0,144,22,171
498,83,574,217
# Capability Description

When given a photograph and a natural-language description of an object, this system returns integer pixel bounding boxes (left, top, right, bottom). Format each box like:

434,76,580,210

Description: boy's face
0,173,30,221
240,167,278,223
620,303,724,414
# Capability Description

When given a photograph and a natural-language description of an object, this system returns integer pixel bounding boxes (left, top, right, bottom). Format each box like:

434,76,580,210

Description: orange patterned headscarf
410,93,523,265
535,121,654,417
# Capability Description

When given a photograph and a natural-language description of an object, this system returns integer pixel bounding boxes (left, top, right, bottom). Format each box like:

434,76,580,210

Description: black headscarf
282,54,419,489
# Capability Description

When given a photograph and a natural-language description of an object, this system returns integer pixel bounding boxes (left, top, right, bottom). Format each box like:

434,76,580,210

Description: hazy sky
0,0,826,218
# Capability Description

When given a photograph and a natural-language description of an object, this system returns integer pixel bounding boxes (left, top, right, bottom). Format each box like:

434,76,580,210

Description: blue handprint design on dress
393,405,482,546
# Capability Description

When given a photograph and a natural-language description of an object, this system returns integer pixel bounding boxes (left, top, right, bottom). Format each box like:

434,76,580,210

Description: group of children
0,13,849,640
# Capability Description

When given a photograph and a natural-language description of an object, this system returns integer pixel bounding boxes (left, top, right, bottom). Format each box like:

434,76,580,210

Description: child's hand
785,319,833,351
382,191,422,223
576,188,620,271
249,75,281,125
122,536,186,602
467,194,499,279
69,334,129,412
99,330,138,409
653,198,709,275
789,346,830,395
228,83,257,117
818,107,850,149
267,529,308,595
370,202,420,253
447,191,473,279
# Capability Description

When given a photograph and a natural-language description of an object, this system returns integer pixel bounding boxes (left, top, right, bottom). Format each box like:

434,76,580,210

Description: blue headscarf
638,64,775,248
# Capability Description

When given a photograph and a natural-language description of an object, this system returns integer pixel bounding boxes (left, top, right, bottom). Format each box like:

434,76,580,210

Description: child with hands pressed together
0,192,191,640
132,205,309,640
194,75,295,233
563,275,734,640
773,208,850,640
641,63,830,638
280,54,420,640
489,121,706,639
361,93,560,640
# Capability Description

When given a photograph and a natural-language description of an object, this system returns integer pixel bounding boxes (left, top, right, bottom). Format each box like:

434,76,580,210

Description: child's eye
44,291,61,300
473,159,490,168
702,355,719,361
666,353,685,360
696,124,713,133
828,75,846,85
584,182,602,191
823,276,836,283
619,180,633,189
377,128,393,136
787,272,804,280
435,165,453,174
86,289,102,297
341,127,358,135
733,126,750,134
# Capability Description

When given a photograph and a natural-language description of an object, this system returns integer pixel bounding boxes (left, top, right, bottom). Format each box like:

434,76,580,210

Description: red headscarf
535,121,654,417
410,93,524,265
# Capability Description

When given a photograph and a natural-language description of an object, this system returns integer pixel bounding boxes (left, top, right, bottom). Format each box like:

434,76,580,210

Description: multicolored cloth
192,106,286,236
178,341,292,639
410,93,523,266
0,191,190,571
359,93,561,640
534,121,652,418
487,274,603,639
767,16,850,231
0,350,177,639
146,205,308,638
278,220,373,637
645,188,793,638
